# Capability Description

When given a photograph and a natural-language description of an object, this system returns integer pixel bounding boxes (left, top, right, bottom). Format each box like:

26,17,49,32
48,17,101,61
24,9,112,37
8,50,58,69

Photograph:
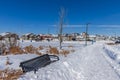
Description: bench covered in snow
19,54,59,73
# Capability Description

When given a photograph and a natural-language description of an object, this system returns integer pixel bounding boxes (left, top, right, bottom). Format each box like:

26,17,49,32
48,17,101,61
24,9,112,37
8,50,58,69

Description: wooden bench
19,54,59,73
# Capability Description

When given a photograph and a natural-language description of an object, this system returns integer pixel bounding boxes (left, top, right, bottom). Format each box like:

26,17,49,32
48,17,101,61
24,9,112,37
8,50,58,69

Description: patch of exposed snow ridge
18,44,120,80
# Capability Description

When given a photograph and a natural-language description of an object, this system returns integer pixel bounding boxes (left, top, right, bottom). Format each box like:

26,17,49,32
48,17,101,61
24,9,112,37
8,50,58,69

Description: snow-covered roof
0,32,10,36
76,35,83,38
25,33,34,36
89,35,96,37
52,34,58,37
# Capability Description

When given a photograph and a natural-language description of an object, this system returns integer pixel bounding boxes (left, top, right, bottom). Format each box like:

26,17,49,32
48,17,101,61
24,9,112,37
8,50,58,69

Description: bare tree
85,23,90,46
59,8,65,49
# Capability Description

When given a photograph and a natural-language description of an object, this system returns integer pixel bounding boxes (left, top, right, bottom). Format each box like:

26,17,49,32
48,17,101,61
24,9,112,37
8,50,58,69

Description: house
89,35,96,41
96,35,107,41
0,32,19,55
1,32,19,47
52,34,59,41
0,32,19,41
21,33,36,41
40,34,53,41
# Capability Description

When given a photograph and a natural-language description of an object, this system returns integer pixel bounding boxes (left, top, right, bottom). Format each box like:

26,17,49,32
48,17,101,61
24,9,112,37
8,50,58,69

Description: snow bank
103,44,120,77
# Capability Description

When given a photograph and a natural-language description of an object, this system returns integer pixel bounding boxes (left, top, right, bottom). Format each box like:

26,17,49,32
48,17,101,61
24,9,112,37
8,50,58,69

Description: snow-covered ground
0,41,120,80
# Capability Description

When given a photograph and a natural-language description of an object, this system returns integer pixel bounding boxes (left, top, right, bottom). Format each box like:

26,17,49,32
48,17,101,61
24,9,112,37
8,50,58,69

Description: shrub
23,45,42,55
38,46,44,50
24,45,35,53
48,46,59,55
0,68,23,80
9,46,23,55
60,49,70,57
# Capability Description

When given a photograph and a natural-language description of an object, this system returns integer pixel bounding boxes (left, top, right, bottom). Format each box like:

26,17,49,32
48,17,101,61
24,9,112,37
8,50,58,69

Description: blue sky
0,0,120,35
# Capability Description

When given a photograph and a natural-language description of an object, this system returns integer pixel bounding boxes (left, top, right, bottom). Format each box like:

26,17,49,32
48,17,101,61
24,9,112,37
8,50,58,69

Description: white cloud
50,24,85,27
50,24,120,28
92,25,120,28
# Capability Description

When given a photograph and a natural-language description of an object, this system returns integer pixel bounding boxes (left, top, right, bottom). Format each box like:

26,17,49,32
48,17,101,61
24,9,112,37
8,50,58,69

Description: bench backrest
20,54,50,67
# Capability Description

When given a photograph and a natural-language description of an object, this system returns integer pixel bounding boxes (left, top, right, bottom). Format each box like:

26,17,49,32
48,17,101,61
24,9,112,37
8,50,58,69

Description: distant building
96,35,108,41
21,33,36,40
81,32,89,40
89,35,96,41
0,32,19,40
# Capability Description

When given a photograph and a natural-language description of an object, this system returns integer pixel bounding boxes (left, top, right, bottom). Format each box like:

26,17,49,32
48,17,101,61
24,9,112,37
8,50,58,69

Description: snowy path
77,44,120,80
18,44,120,80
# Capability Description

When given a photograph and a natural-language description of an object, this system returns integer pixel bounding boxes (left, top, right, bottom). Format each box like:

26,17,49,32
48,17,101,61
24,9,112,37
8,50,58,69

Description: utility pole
59,8,65,49
85,23,90,46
